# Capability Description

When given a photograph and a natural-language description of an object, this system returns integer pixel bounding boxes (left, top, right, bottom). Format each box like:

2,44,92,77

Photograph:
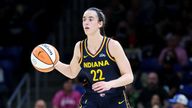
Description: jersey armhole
106,38,116,62
78,41,83,64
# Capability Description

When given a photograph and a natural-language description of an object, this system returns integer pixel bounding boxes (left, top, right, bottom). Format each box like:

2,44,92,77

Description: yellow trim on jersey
123,90,132,108
84,36,106,58
106,39,116,62
79,94,84,108
78,41,83,64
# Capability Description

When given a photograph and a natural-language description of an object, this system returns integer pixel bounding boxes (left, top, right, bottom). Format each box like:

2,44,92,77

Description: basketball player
54,7,134,108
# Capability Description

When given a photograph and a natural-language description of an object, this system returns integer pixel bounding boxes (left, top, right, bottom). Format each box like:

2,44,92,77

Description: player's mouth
85,27,90,30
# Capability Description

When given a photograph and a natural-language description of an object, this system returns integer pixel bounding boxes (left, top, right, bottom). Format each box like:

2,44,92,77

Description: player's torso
78,36,124,94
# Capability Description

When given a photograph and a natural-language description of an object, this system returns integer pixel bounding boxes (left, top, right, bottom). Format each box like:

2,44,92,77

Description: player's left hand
92,81,112,93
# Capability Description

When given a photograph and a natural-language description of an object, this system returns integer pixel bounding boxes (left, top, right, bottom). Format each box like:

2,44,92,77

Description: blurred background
0,0,192,108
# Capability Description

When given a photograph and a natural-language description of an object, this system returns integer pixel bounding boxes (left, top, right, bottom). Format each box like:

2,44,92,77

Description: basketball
30,43,60,72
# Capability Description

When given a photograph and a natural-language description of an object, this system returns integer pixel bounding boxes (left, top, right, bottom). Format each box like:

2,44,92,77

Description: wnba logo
42,44,53,55
99,53,106,57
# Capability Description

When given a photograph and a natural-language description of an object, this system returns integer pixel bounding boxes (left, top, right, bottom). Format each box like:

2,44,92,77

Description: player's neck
87,33,103,50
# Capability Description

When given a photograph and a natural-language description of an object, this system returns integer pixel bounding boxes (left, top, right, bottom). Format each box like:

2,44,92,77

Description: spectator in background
168,94,188,108
159,33,188,67
137,72,168,108
159,63,181,98
150,94,164,108
125,84,139,108
52,79,81,108
158,33,185,97
34,99,47,108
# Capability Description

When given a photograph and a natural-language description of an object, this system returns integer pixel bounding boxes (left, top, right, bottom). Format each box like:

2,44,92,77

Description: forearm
54,61,76,79
108,73,134,88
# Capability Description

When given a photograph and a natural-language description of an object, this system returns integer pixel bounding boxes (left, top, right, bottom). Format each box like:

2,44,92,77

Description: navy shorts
80,91,131,108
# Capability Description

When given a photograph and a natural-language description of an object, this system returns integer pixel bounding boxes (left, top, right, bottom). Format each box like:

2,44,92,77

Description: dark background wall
0,0,192,107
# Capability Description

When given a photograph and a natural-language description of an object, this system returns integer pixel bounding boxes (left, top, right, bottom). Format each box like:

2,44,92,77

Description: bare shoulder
108,38,122,50
108,38,125,58
74,41,81,48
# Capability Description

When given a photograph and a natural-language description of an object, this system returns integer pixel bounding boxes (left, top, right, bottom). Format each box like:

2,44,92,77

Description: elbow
126,73,134,85
67,71,77,79
129,74,134,83
59,72,76,79
68,66,78,79
68,75,76,79
69,74,78,79
69,70,79,79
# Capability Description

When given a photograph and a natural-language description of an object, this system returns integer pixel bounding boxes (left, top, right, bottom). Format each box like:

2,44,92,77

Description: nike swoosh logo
83,55,88,58
85,99,88,104
118,100,125,104
38,51,43,56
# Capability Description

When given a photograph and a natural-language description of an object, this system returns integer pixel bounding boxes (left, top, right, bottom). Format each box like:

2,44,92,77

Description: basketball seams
41,44,56,62
38,45,54,64
34,66,54,72
40,44,56,62
31,43,59,73
32,51,53,65
31,54,53,68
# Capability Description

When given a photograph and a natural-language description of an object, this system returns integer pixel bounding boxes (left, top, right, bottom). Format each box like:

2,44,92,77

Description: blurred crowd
0,0,192,108
35,77,191,108
34,79,84,108
91,0,192,107
0,0,63,107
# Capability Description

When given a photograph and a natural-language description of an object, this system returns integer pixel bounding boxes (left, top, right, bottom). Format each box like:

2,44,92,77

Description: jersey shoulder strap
105,38,116,62
78,40,84,64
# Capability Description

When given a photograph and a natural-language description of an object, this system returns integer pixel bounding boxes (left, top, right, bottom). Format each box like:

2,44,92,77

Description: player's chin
84,31,92,36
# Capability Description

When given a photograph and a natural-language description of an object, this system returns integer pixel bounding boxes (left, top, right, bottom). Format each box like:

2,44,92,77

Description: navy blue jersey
78,36,125,94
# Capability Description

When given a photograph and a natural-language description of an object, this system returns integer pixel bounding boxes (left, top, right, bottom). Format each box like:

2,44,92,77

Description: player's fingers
92,82,103,89
92,85,103,91
92,85,100,90
94,87,103,92
97,88,106,93
92,84,98,90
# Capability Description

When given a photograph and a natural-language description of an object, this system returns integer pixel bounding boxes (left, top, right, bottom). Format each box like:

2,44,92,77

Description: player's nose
83,19,90,25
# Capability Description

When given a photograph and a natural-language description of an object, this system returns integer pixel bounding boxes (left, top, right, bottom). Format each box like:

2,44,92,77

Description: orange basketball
30,43,60,72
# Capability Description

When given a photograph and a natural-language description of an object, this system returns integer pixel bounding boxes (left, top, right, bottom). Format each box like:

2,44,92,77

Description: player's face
82,10,102,36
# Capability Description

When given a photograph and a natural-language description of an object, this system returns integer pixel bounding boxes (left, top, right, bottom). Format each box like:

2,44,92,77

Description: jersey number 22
90,69,105,81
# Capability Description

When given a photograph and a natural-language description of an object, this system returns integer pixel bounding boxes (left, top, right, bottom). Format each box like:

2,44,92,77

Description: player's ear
98,21,103,28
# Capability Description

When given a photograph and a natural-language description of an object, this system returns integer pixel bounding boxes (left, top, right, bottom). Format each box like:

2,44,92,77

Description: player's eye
89,18,93,21
82,18,86,22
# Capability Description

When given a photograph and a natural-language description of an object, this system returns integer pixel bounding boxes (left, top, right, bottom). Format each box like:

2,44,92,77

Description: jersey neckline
84,36,107,58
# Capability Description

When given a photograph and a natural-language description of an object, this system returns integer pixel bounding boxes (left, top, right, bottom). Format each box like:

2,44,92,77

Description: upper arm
69,41,82,77
108,39,133,76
